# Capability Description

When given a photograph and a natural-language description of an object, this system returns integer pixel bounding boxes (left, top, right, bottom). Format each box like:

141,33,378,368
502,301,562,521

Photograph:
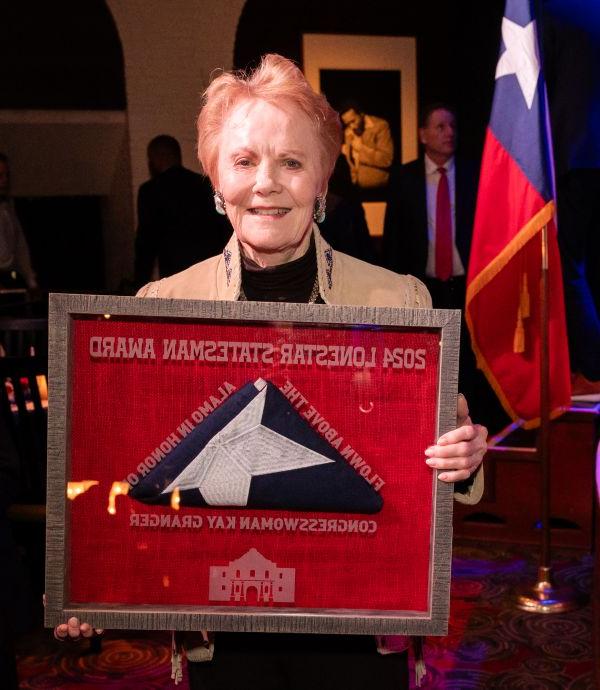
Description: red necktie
435,167,452,281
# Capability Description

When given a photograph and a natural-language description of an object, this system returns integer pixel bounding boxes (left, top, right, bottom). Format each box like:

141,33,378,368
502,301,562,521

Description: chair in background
0,354,48,643
0,356,48,506
0,315,48,504
0,317,48,358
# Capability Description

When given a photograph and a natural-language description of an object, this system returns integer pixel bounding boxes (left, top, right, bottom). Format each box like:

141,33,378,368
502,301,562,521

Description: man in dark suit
383,105,507,429
134,135,229,288
382,104,478,310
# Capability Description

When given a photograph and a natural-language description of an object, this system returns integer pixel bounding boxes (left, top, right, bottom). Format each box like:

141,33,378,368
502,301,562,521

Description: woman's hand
425,394,487,483
54,617,103,642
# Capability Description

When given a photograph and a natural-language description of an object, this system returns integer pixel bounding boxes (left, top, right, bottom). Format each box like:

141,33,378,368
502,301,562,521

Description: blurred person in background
0,153,38,293
134,135,229,289
341,102,394,189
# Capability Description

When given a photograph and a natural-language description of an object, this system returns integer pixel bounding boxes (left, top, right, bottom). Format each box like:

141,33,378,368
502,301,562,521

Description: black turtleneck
240,236,323,303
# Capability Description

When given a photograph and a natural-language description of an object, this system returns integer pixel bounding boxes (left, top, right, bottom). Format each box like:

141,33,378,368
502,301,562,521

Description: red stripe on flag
466,130,571,427
468,130,552,280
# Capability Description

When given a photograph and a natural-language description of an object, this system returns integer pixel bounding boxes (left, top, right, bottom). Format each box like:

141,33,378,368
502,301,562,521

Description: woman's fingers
54,617,102,641
427,450,483,472
436,422,485,447
424,394,488,484
438,468,473,483
425,423,488,483
427,427,487,456
54,618,79,641
456,393,470,426
67,617,82,639
54,623,69,640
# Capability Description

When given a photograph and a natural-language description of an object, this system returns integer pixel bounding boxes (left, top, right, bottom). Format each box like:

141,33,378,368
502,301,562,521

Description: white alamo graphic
209,548,295,603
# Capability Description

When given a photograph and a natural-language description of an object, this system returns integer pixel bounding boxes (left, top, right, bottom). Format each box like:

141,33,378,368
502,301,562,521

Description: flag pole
540,223,551,568
515,224,579,613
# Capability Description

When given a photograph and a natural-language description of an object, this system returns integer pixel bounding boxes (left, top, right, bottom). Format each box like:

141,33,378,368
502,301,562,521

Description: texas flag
466,0,571,428
129,378,383,514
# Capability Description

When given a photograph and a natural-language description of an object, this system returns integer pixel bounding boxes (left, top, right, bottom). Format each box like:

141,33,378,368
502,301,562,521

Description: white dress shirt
424,154,465,278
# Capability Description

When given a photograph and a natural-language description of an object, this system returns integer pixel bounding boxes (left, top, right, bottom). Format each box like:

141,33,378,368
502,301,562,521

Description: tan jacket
138,225,483,504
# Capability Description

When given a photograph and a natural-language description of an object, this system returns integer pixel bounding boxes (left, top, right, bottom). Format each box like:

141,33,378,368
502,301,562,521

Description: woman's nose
253,160,281,194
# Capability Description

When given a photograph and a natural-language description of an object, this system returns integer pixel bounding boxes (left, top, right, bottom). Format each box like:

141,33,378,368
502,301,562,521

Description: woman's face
217,98,324,267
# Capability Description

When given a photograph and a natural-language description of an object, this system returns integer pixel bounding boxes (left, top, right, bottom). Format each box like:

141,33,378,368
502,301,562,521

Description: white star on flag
495,17,540,109
161,378,334,506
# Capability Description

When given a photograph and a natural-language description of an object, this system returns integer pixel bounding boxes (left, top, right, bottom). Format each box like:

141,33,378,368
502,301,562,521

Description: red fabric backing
67,318,439,613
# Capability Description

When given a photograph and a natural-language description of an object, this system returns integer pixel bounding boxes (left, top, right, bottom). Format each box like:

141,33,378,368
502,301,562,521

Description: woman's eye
235,158,252,167
284,159,302,169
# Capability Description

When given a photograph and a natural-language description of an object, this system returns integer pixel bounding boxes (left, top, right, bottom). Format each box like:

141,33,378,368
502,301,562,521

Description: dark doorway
1,0,125,110
15,197,105,293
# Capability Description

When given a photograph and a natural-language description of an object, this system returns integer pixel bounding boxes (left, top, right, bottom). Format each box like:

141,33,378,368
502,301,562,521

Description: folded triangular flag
129,378,383,514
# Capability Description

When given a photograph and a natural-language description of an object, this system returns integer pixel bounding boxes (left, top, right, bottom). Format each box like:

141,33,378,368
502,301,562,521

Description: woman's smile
248,207,291,217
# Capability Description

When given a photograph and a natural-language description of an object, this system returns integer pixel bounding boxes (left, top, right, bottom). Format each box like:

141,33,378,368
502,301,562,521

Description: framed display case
45,293,460,636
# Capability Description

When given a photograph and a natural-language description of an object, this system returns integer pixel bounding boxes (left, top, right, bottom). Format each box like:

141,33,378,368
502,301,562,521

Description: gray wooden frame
45,293,460,635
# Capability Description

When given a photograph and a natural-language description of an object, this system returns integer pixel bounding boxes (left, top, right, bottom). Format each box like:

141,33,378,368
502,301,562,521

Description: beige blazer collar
215,224,336,304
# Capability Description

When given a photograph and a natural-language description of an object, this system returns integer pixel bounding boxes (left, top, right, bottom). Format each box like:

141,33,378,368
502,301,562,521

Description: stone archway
0,1,132,292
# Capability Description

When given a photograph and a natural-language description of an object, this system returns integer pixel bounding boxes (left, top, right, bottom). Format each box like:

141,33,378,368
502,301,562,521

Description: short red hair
197,54,342,189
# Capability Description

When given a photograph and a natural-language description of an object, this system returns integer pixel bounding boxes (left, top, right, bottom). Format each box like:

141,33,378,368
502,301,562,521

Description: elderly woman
56,54,486,689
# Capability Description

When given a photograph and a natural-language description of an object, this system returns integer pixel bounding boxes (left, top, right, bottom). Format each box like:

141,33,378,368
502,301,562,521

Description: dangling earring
214,191,226,215
313,195,326,223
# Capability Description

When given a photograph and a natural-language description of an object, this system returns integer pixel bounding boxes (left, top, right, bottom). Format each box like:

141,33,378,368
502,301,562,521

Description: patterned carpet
413,543,595,689
17,631,181,690
17,543,595,689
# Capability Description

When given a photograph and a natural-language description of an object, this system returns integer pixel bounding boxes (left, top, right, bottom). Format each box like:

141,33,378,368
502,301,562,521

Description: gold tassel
521,272,530,318
513,306,525,353
171,631,183,685
411,636,427,687
415,658,427,687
